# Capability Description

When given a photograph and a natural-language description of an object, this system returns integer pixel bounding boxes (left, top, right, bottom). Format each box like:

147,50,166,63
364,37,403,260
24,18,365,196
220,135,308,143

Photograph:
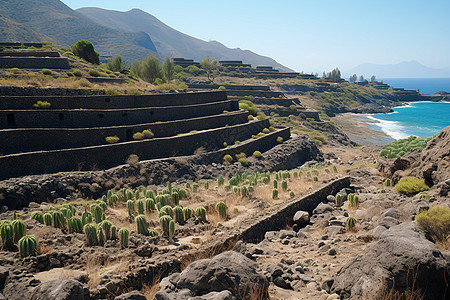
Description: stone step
0,99,239,128
0,91,227,110
0,57,70,69
0,111,249,155
0,51,60,57
188,84,270,91
0,118,274,180
225,90,284,98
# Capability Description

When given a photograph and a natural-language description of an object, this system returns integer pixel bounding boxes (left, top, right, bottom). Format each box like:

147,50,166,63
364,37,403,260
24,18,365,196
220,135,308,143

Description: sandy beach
332,113,394,146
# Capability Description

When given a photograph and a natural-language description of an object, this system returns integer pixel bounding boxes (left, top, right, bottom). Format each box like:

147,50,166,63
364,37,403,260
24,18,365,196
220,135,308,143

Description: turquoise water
381,78,450,95
366,102,450,140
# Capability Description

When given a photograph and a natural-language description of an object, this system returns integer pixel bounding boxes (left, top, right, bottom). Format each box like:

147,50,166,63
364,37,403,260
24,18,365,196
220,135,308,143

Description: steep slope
77,7,293,72
0,0,157,62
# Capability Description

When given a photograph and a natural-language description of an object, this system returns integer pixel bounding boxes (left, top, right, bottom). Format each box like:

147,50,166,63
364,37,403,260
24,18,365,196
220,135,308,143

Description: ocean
380,78,450,95
366,102,450,140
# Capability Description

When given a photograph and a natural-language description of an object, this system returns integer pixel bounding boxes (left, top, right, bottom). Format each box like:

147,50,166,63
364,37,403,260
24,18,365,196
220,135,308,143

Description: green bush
7,68,21,74
88,69,100,77
42,68,52,75
262,128,270,134
276,136,284,143
416,206,450,243
105,136,120,144
239,100,258,116
395,177,429,195
238,158,249,167
133,132,144,140
223,154,233,165
218,86,226,91
142,129,154,139
253,151,262,159
33,100,51,109
71,40,100,64
380,136,432,159
72,69,82,77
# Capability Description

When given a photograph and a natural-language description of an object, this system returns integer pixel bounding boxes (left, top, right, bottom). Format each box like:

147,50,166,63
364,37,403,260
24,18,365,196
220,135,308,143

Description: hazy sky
61,0,450,73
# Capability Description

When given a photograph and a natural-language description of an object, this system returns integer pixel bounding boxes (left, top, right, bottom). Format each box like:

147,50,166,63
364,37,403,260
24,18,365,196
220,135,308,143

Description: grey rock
379,216,399,229
114,291,146,300
327,225,345,236
279,230,296,239
31,279,84,300
332,222,450,300
371,225,388,239
273,276,292,289
326,195,336,203
328,248,337,255
0,267,8,290
313,203,333,215
189,290,233,300
381,208,403,219
293,210,310,227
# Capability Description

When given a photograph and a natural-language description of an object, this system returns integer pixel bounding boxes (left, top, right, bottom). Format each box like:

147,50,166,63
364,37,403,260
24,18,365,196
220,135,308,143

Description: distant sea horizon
380,77,450,95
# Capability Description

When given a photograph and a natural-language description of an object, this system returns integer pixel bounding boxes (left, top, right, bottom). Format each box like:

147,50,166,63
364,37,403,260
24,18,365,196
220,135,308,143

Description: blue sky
62,0,450,73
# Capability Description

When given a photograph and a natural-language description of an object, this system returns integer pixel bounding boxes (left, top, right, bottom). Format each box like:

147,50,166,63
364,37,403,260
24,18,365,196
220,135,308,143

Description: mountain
0,0,158,62
344,61,450,79
76,7,293,71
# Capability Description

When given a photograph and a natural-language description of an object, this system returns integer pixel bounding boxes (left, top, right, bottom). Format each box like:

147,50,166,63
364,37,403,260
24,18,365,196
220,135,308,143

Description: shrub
105,136,120,144
248,115,254,121
105,87,120,95
42,68,52,75
142,129,154,139
384,178,391,187
218,86,226,91
88,69,100,77
71,40,100,64
276,136,283,143
269,126,276,132
346,217,357,231
7,68,21,74
253,151,262,159
416,206,450,243
239,158,249,167
18,235,38,257
395,177,429,195
223,154,233,165
239,100,258,116
133,132,144,140
33,100,51,109
126,154,139,165
262,128,270,134
379,136,432,159
72,69,82,77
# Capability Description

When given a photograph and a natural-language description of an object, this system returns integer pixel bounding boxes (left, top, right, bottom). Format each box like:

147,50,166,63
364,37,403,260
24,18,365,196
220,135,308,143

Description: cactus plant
273,180,278,189
61,207,73,219
335,193,344,207
384,178,391,187
43,213,52,226
281,180,288,191
193,184,199,192
97,227,106,246
84,224,98,246
241,186,249,197
155,195,167,207
52,211,66,229
204,181,209,190
96,200,107,212
218,176,224,186
82,209,92,226
136,199,144,215
195,207,207,222
90,204,103,223
173,206,184,224
110,225,117,240
346,217,357,231
18,235,38,257
167,181,172,193
183,207,194,221
101,220,113,239
169,220,175,240
0,221,13,249
333,165,338,173
290,191,295,198
31,212,44,224
160,205,173,218
313,176,318,182
145,198,155,213
119,228,129,248
159,215,173,236
348,193,359,208
149,229,158,237
127,200,135,219
68,217,83,233
272,188,278,199
215,201,227,219
171,191,180,206
135,215,149,236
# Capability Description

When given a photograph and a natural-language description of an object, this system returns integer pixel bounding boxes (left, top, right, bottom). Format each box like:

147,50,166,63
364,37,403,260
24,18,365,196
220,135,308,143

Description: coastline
332,113,394,146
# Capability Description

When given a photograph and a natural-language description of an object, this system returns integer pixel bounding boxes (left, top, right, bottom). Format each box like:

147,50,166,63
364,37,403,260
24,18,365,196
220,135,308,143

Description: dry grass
374,268,424,300
86,255,132,289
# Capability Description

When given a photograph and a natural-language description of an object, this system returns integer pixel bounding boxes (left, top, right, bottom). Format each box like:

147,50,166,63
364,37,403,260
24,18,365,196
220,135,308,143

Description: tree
139,56,161,83
71,40,100,64
162,56,175,82
187,65,200,75
130,60,141,76
328,68,341,83
359,75,365,82
349,74,357,83
106,55,125,72
200,56,219,83
371,75,376,82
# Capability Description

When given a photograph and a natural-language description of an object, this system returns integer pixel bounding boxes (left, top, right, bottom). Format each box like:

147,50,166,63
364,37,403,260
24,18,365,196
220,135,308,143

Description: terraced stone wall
0,57,70,69
188,84,270,91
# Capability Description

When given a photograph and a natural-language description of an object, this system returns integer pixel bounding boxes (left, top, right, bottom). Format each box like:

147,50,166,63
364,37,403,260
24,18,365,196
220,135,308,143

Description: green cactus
119,228,129,248
204,181,209,190
136,199,144,215
313,176,318,182
109,194,119,207
155,195,167,207
18,235,38,257
169,220,175,240
101,220,113,239
110,225,117,240
348,193,359,208
218,176,225,186
273,180,278,189
135,214,149,236
167,181,172,193
178,189,187,199
215,201,227,219
173,206,184,224
97,227,106,246
195,207,207,222
63,204,76,217
160,205,173,218
84,224,98,246
145,198,155,213
293,172,298,178
0,221,13,249
333,165,338,173
146,190,154,199
127,200,135,219
281,180,288,191
96,200,107,212
82,209,92,226
346,217,357,231
335,193,344,207
149,229,158,237
183,207,194,221
13,211,17,220
384,178,391,187
61,207,72,219
90,204,103,223
31,212,44,224
240,186,249,197
159,215,173,236
290,191,295,198
272,188,279,199
68,217,83,233
52,211,66,229
185,182,191,190
43,213,52,226
193,184,199,192
171,191,180,206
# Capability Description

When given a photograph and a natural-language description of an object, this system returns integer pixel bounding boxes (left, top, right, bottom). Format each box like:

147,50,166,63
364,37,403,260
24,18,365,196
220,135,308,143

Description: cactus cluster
135,214,149,236
335,193,344,207
195,207,207,222
347,193,359,208
31,212,44,224
18,235,38,257
215,201,227,219
68,217,83,233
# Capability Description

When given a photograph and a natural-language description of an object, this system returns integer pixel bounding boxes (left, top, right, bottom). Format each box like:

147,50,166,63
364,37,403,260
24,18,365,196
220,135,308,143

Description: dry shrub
194,146,206,155
416,206,450,249
140,274,161,299
374,268,424,300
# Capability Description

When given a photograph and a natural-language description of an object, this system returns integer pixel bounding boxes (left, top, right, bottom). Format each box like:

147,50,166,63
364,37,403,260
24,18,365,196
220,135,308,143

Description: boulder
313,203,333,215
155,251,268,299
30,279,84,300
332,222,450,299
381,208,403,219
293,210,310,227
114,291,146,300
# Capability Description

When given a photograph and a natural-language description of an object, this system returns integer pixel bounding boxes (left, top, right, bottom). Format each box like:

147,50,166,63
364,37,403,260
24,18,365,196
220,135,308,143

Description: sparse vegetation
105,136,120,144
395,177,429,195
416,206,450,247
380,136,432,159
